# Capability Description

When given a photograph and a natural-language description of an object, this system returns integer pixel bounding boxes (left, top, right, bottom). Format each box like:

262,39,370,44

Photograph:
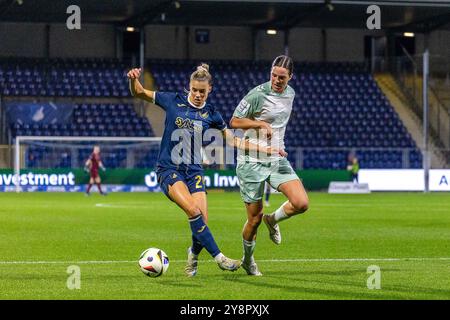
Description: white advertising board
359,169,450,191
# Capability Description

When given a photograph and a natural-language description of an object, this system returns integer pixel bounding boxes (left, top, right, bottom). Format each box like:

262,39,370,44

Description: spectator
347,155,360,183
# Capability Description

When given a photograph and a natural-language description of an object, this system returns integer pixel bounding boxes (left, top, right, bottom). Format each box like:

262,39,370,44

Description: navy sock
265,193,270,202
189,215,220,258
191,235,203,255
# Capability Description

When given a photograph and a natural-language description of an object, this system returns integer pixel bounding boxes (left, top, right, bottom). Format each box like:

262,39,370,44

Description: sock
265,192,270,202
214,252,225,263
191,235,203,256
189,215,221,258
96,183,103,194
272,201,289,223
242,239,256,265
86,184,92,193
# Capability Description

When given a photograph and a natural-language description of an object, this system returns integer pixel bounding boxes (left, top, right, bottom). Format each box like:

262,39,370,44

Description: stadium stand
150,59,422,169
8,102,152,138
9,101,154,169
1,58,155,169
0,58,130,97
1,58,422,169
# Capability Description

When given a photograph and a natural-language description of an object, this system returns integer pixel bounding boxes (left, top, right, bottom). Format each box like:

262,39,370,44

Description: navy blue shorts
157,168,206,200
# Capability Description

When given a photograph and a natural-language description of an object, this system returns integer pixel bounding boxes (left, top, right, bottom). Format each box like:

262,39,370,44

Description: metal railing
5,142,450,172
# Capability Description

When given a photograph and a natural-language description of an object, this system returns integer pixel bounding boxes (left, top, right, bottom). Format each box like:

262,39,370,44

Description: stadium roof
1,0,450,32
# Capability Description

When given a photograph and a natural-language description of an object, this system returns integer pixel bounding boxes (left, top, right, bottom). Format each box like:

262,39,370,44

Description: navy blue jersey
154,92,227,172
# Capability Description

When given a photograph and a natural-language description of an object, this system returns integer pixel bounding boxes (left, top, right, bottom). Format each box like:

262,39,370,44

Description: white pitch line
1,257,450,265
0,260,136,265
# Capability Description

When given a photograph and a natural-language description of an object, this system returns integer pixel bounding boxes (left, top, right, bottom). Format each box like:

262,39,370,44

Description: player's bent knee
291,199,309,214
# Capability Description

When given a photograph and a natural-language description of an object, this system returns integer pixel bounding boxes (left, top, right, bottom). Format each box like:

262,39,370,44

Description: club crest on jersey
198,111,209,119
175,117,202,132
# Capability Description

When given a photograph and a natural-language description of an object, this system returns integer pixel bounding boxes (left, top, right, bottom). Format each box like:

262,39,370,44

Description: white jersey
233,81,295,164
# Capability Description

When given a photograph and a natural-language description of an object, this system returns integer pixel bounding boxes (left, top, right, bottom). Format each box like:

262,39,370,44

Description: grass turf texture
0,192,449,300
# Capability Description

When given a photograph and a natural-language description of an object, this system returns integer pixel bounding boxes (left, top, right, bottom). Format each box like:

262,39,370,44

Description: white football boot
242,260,263,276
217,255,242,272
263,214,282,245
184,247,198,277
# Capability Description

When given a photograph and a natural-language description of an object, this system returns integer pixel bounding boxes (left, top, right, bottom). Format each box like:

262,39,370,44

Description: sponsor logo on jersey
237,99,250,115
175,117,202,132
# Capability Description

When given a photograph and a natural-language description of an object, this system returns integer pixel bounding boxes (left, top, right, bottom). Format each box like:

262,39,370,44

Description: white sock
242,239,256,265
189,247,199,258
214,252,224,263
272,201,289,223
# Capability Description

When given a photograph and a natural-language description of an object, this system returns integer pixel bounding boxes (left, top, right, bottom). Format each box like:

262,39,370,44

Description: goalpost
14,136,162,192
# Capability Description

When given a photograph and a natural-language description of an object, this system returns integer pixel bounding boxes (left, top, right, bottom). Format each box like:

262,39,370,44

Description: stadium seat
3,58,421,170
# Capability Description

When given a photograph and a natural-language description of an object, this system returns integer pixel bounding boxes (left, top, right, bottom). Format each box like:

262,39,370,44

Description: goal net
12,136,162,192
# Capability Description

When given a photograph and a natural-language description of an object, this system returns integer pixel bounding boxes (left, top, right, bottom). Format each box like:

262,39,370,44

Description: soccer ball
138,247,169,277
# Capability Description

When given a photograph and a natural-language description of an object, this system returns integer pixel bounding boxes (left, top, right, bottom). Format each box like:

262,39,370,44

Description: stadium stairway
407,76,450,150
434,75,450,110
375,73,446,168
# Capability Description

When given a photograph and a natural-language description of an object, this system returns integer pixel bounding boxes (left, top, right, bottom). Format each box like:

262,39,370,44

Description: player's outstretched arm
222,129,286,157
127,68,155,103
229,116,272,139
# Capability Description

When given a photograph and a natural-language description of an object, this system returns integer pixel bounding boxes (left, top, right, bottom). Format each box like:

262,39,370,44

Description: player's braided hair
190,63,213,85
272,55,294,75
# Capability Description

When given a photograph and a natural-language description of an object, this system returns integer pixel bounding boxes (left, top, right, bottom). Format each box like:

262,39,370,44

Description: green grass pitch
0,191,449,300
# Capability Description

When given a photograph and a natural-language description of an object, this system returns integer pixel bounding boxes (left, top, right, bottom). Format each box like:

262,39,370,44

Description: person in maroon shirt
84,145,106,195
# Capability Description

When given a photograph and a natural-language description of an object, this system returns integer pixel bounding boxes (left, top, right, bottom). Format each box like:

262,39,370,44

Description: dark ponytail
272,55,294,75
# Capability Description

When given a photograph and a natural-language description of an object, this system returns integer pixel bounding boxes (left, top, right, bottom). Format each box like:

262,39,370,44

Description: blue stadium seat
3,59,418,170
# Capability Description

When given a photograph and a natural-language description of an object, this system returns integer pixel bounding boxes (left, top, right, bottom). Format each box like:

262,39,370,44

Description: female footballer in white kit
230,55,310,276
